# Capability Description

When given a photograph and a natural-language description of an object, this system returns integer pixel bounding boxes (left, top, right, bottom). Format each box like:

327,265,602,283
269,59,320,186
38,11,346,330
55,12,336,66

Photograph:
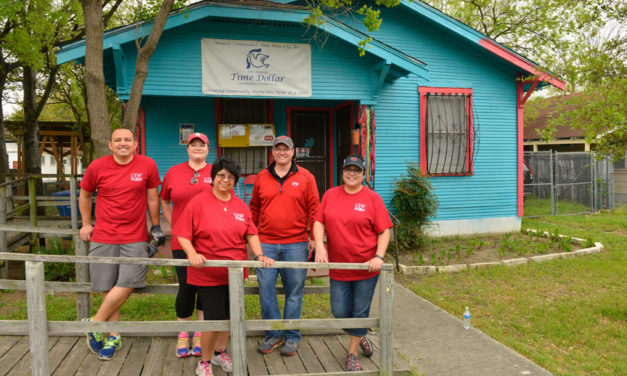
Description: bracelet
374,255,385,261
254,254,263,260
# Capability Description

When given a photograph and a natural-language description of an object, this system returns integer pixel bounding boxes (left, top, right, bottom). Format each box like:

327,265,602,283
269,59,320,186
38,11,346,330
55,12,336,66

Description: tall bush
391,163,438,251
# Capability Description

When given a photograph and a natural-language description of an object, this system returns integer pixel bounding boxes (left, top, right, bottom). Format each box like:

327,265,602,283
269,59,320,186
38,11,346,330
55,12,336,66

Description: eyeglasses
216,172,235,182
273,147,292,153
343,167,363,174
190,171,200,185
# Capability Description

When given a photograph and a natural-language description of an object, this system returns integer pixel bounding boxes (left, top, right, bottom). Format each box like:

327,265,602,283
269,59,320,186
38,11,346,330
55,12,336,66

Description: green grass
523,196,593,216
397,205,627,376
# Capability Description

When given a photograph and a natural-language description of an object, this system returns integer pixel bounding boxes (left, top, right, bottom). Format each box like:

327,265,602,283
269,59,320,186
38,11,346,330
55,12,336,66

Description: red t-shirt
249,164,319,243
80,154,161,244
314,186,393,281
160,162,213,250
177,191,257,286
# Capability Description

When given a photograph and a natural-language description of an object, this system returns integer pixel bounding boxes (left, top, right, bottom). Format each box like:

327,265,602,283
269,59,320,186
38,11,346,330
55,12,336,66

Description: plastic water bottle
463,307,471,330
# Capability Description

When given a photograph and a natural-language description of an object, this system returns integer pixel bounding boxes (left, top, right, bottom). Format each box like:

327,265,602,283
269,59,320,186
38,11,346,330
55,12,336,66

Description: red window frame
419,86,474,176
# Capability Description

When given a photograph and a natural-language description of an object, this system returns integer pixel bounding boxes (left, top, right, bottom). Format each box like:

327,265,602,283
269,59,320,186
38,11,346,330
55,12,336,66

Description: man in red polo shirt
79,128,164,361
250,135,319,356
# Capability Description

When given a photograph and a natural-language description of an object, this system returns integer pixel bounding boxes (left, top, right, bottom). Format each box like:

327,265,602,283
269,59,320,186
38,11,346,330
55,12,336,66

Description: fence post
70,177,90,319
28,177,39,249
591,152,595,212
6,176,14,213
0,186,7,279
379,268,394,376
550,152,555,215
25,261,50,376
228,267,247,376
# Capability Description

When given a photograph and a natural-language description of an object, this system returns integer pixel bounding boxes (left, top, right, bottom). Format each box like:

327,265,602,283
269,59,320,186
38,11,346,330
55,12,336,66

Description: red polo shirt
314,186,393,281
177,191,257,286
80,154,161,244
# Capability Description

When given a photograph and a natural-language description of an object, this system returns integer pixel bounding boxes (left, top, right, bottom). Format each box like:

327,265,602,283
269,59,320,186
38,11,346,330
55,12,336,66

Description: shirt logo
233,213,245,222
354,203,366,212
130,173,143,182
204,177,212,183
291,181,299,187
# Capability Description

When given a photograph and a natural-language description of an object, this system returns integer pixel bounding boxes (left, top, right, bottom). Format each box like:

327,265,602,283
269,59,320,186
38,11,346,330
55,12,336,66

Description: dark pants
173,250,201,318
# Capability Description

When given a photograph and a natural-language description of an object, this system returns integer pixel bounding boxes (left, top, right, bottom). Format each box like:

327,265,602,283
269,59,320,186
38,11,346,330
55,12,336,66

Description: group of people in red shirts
80,128,392,375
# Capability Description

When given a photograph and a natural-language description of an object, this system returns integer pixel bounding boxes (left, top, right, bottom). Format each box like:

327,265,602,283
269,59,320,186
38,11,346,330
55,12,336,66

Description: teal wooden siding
119,18,379,100
364,7,520,220
142,96,217,180
136,5,523,222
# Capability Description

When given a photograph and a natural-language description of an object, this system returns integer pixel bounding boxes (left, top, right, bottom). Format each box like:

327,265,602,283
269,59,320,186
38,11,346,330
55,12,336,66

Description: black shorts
195,284,230,320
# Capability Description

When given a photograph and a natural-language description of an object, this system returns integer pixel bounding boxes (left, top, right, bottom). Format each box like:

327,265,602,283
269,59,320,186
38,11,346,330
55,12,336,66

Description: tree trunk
0,73,10,182
122,0,175,132
22,65,41,176
81,0,110,159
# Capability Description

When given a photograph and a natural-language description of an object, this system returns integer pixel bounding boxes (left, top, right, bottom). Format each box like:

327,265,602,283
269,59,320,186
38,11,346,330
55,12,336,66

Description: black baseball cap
342,154,365,171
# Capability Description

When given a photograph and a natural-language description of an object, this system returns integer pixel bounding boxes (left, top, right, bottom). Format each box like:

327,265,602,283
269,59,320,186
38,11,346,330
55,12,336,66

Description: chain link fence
524,151,615,217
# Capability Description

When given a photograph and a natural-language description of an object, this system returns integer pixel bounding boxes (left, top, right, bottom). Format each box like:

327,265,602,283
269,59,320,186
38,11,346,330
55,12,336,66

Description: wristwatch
254,254,264,260
374,255,385,261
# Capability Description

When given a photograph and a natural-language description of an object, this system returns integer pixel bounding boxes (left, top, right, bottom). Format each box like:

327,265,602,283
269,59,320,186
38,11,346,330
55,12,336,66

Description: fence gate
524,151,613,216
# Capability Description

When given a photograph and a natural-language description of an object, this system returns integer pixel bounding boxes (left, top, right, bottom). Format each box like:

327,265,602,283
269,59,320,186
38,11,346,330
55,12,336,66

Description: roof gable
57,0,428,80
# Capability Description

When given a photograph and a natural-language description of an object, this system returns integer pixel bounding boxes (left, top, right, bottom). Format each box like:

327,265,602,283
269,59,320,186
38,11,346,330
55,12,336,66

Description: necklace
215,193,230,212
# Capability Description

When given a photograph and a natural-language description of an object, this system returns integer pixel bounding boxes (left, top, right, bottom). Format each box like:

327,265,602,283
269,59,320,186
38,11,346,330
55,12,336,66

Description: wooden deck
0,334,410,376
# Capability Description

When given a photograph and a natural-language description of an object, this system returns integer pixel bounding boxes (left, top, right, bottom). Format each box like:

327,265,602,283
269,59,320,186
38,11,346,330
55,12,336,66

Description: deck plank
246,337,268,376
282,346,307,374
74,349,103,376
261,343,288,375
94,336,133,376
119,336,150,376
369,333,411,373
0,336,30,376
0,336,20,359
51,336,90,376
49,336,79,374
295,338,325,374
141,336,169,376
332,333,378,372
6,337,59,376
161,337,183,376
321,335,350,371
306,336,343,373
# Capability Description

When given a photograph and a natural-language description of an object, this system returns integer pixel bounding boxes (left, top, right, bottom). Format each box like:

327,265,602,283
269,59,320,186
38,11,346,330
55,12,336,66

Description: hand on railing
314,243,328,263
79,224,93,241
189,253,207,269
366,256,385,272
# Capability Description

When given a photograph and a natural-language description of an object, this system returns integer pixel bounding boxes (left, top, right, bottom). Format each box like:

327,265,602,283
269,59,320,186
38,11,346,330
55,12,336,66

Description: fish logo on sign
246,48,270,69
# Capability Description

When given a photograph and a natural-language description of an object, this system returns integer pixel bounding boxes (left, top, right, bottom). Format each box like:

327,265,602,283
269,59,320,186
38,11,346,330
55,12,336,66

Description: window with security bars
419,87,475,175
220,99,270,174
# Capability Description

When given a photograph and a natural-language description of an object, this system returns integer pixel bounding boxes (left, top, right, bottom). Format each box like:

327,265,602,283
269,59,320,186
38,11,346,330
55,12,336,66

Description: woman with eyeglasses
160,132,215,360
313,154,393,372
177,157,273,376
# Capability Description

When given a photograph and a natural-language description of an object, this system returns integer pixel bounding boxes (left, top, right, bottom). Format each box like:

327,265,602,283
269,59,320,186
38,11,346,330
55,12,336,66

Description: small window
223,147,266,175
419,87,476,175
220,99,271,174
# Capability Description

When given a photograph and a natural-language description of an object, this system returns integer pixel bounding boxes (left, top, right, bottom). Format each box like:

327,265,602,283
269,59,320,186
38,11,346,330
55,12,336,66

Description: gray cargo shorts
89,241,148,291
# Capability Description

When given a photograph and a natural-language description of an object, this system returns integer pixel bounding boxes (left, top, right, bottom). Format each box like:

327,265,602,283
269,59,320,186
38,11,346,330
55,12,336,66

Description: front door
336,104,353,184
290,110,330,197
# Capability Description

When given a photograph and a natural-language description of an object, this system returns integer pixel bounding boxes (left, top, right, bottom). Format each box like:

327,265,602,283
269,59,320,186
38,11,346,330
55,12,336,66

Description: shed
57,0,565,235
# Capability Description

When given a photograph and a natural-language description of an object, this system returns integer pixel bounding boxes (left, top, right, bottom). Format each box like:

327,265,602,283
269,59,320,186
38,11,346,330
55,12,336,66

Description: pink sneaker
175,332,190,358
211,352,233,372
195,360,213,376
191,331,202,356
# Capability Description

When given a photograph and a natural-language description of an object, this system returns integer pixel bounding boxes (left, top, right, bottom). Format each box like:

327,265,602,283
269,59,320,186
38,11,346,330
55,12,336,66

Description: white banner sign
201,38,312,97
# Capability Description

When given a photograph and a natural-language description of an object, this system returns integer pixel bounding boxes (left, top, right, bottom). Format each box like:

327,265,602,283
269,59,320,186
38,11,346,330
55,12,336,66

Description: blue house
57,0,564,235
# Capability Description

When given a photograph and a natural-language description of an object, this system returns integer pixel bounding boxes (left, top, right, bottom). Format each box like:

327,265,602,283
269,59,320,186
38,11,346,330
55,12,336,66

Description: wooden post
6,176,14,213
25,261,50,376
228,267,247,376
71,177,90,319
0,186,7,279
378,268,394,376
28,177,38,249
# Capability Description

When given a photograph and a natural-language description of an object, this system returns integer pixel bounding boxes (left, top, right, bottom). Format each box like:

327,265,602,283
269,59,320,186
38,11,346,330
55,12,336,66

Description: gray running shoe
257,337,284,354
280,339,298,356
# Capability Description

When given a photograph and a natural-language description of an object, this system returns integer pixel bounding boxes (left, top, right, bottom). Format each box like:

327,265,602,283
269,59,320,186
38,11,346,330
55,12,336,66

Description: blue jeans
256,242,309,342
330,275,380,337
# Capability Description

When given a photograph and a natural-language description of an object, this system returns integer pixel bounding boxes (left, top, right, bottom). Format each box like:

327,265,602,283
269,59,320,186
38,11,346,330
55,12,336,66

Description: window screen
425,94,472,174
220,99,269,174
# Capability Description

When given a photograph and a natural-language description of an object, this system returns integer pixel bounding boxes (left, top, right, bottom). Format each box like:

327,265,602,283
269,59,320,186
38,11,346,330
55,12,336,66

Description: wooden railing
0,253,395,376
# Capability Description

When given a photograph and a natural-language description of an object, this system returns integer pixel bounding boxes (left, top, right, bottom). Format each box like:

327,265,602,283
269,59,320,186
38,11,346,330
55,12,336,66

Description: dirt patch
392,231,589,267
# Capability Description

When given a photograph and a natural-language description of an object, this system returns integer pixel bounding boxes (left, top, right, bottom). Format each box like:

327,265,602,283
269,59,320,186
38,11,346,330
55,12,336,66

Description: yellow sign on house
218,124,275,147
